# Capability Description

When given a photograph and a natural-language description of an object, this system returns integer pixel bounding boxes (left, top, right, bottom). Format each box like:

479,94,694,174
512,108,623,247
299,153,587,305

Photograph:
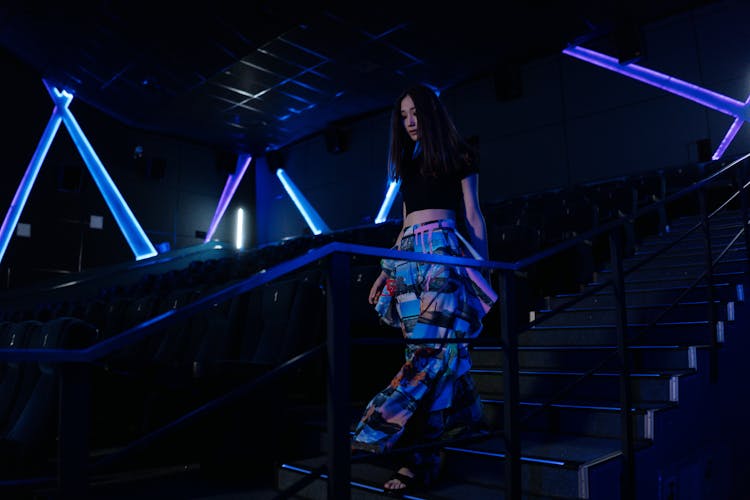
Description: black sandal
383,469,420,496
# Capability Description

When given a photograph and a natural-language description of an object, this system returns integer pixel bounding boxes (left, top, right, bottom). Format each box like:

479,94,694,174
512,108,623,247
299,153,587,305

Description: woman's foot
384,466,415,493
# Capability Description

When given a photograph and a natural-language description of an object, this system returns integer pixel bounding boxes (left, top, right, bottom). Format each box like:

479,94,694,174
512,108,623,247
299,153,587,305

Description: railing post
499,269,521,499
738,159,750,264
608,228,635,500
58,362,91,498
325,253,351,500
698,189,718,383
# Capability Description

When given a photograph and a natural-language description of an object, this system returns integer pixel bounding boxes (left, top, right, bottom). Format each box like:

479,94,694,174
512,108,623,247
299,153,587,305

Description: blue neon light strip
204,153,252,242
375,179,401,223
562,45,750,159
46,81,157,260
442,446,566,466
0,97,69,265
276,168,330,235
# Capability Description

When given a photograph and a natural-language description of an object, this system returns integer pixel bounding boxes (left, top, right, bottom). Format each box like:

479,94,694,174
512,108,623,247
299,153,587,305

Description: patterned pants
351,219,495,455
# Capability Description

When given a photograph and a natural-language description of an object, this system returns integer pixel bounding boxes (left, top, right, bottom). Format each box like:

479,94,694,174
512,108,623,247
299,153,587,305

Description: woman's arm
369,202,407,304
461,174,489,260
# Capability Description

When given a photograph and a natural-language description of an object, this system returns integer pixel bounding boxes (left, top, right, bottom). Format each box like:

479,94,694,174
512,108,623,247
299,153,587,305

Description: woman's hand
369,271,388,304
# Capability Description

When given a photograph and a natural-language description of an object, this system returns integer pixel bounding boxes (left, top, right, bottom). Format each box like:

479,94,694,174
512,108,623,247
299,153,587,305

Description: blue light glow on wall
275,168,330,235
562,45,750,160
0,80,157,265
374,179,401,223
205,153,252,242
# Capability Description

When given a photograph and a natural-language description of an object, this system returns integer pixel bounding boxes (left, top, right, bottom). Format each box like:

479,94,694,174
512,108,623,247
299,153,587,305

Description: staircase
276,209,750,499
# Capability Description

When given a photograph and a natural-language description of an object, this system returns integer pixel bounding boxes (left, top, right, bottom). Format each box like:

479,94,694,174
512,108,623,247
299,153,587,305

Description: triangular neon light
0,80,157,266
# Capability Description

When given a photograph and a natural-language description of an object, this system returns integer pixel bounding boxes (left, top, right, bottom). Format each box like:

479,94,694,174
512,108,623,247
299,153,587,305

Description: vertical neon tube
205,153,252,242
46,82,157,260
275,168,330,235
0,101,68,265
235,207,244,249
713,117,744,160
375,179,401,223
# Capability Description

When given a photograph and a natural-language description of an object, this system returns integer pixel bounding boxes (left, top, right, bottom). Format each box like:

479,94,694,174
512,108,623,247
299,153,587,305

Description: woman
351,84,496,494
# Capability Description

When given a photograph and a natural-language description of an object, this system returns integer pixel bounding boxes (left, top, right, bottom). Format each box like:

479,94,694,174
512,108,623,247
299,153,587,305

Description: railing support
326,253,351,500
499,270,521,499
58,362,91,498
698,189,719,383
737,159,750,264
609,228,635,500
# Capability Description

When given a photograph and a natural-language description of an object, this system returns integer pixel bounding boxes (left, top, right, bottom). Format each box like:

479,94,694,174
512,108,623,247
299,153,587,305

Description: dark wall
0,48,255,290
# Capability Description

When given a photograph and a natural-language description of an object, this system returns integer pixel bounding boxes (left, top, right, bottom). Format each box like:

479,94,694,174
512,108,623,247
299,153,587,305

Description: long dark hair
387,84,475,180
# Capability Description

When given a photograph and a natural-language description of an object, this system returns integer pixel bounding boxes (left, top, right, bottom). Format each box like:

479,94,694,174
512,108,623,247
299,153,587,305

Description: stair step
634,237,746,254
480,397,666,440
601,259,747,281
665,212,747,231
441,432,647,498
628,245,746,265
472,344,704,372
471,368,687,403
278,458,580,499
517,321,725,346
530,300,732,326
548,282,741,309
278,430,633,499
590,270,744,289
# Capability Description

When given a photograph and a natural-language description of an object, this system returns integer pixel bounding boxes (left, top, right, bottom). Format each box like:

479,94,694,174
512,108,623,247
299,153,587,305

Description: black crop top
399,151,479,214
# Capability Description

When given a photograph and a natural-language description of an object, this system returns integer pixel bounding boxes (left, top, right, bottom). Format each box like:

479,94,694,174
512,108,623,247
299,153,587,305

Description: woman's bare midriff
403,208,456,227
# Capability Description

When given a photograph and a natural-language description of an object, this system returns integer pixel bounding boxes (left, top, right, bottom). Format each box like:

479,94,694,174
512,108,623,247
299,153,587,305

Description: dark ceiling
0,1,707,157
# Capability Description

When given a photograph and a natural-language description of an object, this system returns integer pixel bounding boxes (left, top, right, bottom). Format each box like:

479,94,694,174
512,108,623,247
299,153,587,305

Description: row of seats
0,264,332,474
0,317,98,478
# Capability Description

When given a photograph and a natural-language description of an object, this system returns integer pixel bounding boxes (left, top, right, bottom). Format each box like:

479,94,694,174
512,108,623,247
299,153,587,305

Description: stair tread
471,367,691,377
279,459,577,499
444,432,650,466
555,281,735,297
540,300,721,309
481,396,675,412
526,320,711,331
473,344,706,351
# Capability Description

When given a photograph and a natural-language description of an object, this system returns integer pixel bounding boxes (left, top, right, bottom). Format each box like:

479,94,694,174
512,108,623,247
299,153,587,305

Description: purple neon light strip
0,100,69,265
563,45,747,118
713,93,750,160
204,153,251,242
713,117,744,160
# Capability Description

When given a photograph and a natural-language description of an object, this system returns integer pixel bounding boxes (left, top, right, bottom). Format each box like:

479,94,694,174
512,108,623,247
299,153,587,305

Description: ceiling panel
0,0,712,155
